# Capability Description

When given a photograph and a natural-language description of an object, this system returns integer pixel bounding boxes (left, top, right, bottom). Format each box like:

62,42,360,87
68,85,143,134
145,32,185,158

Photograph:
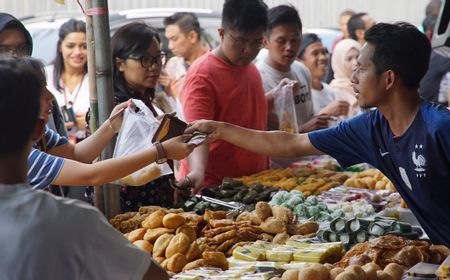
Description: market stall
109,160,450,279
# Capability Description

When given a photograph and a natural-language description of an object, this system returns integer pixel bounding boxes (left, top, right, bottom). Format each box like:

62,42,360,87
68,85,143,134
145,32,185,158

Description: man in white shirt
0,57,168,280
255,5,329,167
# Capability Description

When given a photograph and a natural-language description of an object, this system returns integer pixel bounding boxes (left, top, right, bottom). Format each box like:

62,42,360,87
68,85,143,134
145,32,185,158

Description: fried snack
110,211,138,229
183,259,206,271
186,241,202,262
369,234,406,250
255,201,272,221
209,219,234,228
166,232,191,258
163,213,186,229
195,237,210,252
271,205,293,223
236,211,261,225
202,251,228,270
393,246,424,268
203,225,235,238
260,233,274,242
211,229,237,244
237,227,260,241
153,257,165,264
273,232,290,244
138,206,162,215
204,209,227,222
141,209,166,229
217,237,239,253
119,213,150,233
260,217,287,234
176,225,197,243
143,227,175,243
167,253,188,273
165,208,184,214
153,233,174,258
298,221,319,235
181,212,204,226
127,228,147,242
132,240,153,253
160,259,169,270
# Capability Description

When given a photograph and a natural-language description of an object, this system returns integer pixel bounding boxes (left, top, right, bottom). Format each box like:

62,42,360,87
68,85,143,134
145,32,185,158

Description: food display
234,167,348,195
106,160,447,280
318,216,424,250
335,234,449,269
344,169,396,192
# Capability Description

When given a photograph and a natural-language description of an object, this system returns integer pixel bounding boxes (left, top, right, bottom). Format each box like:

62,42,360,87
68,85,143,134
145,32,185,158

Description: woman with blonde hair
329,39,361,118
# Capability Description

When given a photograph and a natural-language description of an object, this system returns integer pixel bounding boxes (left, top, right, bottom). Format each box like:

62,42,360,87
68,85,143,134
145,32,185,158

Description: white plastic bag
273,83,298,133
112,99,172,186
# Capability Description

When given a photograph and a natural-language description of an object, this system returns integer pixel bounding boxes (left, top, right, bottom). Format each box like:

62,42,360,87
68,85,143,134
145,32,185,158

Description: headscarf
330,39,361,118
0,13,33,55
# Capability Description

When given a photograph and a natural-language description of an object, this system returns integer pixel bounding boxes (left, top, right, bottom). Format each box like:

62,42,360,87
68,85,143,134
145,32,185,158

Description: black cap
298,33,321,59
0,13,33,56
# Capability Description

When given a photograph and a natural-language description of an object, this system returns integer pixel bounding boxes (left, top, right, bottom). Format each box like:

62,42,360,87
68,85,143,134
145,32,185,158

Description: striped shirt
28,126,68,189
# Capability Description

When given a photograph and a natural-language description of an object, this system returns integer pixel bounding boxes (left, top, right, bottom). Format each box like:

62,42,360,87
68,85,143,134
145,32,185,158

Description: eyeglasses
127,52,167,68
226,32,263,50
0,44,31,57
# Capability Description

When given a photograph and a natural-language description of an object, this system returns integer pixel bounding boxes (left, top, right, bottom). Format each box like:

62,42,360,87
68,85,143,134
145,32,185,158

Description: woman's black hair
52,18,87,92
111,21,161,105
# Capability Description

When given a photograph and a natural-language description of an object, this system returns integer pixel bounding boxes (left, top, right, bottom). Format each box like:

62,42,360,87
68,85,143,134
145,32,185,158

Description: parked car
304,27,342,53
21,8,221,65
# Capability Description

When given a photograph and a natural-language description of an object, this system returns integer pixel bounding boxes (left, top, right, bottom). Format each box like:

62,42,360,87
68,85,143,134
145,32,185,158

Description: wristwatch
154,141,168,164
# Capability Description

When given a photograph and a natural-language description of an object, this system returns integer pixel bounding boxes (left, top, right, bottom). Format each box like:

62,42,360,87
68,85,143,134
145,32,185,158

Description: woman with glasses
111,21,177,211
46,19,89,143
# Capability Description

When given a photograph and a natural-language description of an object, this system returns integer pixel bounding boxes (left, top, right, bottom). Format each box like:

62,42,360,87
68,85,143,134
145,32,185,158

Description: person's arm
177,144,209,194
49,102,129,163
52,136,194,186
186,120,323,158
318,100,350,117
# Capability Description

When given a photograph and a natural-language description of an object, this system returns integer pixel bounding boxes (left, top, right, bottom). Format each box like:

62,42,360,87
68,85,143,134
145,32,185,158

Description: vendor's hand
299,114,329,133
108,100,134,133
319,100,350,116
162,135,195,160
184,120,221,144
177,170,205,195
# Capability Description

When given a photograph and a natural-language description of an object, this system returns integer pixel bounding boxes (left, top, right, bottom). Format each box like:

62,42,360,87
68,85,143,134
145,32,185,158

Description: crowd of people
0,0,449,278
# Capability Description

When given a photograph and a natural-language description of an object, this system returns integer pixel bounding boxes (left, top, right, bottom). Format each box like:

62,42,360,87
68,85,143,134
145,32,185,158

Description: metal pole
84,0,120,218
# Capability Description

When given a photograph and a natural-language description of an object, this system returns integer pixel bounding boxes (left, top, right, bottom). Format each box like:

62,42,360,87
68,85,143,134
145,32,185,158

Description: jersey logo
379,149,389,157
412,144,426,178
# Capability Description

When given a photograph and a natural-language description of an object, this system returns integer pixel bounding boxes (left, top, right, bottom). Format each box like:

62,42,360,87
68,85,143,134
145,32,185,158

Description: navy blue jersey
309,101,450,246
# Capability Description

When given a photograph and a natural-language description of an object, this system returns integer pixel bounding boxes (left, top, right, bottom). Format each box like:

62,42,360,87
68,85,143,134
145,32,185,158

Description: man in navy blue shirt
186,22,450,246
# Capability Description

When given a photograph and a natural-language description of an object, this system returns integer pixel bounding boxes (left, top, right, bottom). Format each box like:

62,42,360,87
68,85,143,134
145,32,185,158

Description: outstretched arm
49,101,129,163
52,136,194,186
186,120,323,158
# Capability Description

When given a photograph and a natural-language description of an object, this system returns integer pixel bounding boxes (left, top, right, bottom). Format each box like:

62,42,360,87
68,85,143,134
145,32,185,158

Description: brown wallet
151,114,188,143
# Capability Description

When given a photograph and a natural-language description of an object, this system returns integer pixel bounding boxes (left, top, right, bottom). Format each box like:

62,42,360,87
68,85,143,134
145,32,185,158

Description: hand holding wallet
151,114,188,143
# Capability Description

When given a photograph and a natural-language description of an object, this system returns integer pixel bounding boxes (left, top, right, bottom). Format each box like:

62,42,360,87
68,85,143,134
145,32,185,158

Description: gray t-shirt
312,82,336,115
256,59,315,168
255,59,314,131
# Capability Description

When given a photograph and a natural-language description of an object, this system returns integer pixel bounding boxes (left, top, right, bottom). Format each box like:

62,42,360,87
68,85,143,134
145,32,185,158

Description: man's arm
187,120,323,158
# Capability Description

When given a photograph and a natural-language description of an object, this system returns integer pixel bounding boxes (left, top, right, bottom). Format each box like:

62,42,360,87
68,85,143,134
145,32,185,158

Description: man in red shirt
178,0,269,193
